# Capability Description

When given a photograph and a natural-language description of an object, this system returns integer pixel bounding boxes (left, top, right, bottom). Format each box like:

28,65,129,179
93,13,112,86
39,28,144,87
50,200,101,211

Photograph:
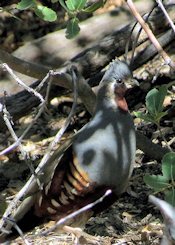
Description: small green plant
16,0,106,38
17,0,57,22
144,152,175,206
135,85,175,206
134,85,168,126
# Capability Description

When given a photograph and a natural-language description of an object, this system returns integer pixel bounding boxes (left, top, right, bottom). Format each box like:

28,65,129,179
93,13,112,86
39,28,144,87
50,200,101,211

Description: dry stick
131,29,174,70
0,63,44,104
128,6,155,67
156,0,175,34
1,5,175,84
32,68,78,177
0,67,78,234
41,190,112,236
125,5,156,63
4,218,30,245
2,100,43,190
126,0,175,70
0,69,95,157
0,9,174,129
157,125,172,152
0,50,50,80
0,64,51,190
0,72,53,228
0,70,53,157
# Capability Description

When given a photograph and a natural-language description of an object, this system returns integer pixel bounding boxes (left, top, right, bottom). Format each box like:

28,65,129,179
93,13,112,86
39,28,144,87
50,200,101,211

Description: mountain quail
0,60,136,242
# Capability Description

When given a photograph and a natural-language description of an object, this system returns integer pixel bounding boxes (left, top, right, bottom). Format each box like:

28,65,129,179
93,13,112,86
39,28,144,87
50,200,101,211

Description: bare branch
126,0,175,69
156,0,175,33
3,217,30,245
41,190,112,236
0,68,78,235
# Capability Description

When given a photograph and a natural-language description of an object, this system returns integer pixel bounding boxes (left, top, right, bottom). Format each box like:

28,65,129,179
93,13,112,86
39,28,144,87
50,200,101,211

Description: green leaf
74,0,87,10
84,0,104,12
34,5,57,22
165,188,175,206
155,111,168,121
59,0,69,11
65,0,76,11
144,174,169,191
134,111,156,123
66,17,80,39
135,85,168,125
17,0,35,10
162,152,175,180
158,85,168,111
51,0,59,2
66,0,86,11
146,86,167,116
146,88,158,115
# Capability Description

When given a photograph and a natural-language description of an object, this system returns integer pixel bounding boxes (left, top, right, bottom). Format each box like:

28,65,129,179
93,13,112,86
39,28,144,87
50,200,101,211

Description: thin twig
129,7,155,67
151,62,167,84
0,71,53,226
4,217,30,245
2,97,43,189
0,67,78,232
126,0,175,69
0,63,44,104
158,125,172,151
33,67,78,174
41,189,112,236
156,0,175,34
0,70,53,157
36,70,54,91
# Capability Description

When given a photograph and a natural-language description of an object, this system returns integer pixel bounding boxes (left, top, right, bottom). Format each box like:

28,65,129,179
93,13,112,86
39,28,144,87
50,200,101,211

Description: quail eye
117,79,123,84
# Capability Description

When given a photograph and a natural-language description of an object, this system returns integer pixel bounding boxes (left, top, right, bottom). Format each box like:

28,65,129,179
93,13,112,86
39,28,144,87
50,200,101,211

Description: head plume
101,59,132,83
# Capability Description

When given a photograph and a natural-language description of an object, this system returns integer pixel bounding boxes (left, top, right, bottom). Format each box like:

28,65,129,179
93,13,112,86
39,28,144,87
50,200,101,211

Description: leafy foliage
34,6,57,22
16,0,106,38
66,17,80,39
65,0,87,11
17,0,35,9
134,85,168,125
17,0,57,21
144,152,175,206
135,85,175,206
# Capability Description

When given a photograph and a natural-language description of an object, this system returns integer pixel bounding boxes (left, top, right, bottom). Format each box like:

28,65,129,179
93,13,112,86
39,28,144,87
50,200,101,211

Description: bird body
34,60,136,223
73,60,136,196
73,97,135,195
0,60,136,242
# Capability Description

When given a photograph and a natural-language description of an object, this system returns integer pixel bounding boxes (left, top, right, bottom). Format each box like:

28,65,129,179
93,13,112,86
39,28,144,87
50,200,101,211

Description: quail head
0,59,136,242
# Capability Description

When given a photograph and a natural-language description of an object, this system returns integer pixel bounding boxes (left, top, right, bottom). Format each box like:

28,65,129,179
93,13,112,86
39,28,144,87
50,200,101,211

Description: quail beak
124,78,139,89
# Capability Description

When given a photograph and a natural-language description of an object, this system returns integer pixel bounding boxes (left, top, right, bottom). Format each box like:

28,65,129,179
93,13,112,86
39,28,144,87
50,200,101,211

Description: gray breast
73,108,136,195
